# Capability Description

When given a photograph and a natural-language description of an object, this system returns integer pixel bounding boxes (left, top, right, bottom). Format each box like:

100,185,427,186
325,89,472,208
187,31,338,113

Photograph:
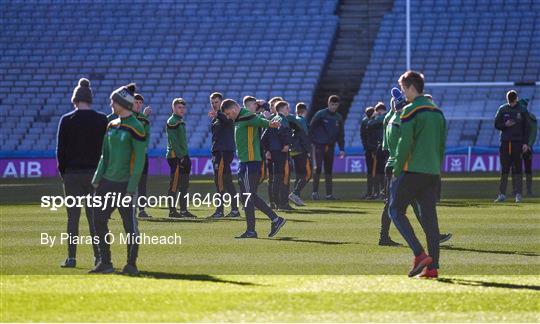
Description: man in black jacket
265,97,285,209
207,92,240,218
262,101,293,210
360,106,375,199
494,90,530,203
520,98,537,196
288,102,312,206
309,95,345,200
366,102,388,199
56,78,108,268
132,92,153,219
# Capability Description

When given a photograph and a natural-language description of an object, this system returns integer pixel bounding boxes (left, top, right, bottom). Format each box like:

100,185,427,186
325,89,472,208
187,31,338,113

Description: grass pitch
1,174,539,322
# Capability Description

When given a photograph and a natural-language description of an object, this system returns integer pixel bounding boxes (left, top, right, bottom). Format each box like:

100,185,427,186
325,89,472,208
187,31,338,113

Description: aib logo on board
450,158,463,172
445,155,467,172
346,157,365,173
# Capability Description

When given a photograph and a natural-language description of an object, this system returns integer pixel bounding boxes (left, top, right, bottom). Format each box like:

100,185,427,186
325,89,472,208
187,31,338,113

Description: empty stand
0,0,338,153
348,0,539,150
1,0,538,155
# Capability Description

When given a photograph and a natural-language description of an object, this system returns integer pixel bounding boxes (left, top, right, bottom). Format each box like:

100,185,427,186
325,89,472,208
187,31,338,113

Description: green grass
1,174,539,322
2,275,538,322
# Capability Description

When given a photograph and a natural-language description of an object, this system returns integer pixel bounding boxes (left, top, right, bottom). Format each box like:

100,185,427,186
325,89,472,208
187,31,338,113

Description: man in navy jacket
309,95,345,200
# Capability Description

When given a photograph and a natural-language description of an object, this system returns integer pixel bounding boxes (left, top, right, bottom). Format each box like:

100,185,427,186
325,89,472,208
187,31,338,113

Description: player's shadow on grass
262,236,357,245
216,217,315,223
436,200,484,208
142,217,314,223
143,218,213,223
290,208,367,215
437,278,540,291
440,245,539,257
138,271,259,286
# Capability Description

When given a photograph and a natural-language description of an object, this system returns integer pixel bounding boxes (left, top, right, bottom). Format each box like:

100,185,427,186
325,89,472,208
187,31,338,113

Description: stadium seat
347,0,539,150
0,0,339,152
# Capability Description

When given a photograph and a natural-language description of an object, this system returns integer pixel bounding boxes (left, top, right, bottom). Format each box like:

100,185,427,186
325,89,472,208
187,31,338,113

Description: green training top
134,111,150,150
394,95,447,176
520,98,538,147
166,114,188,159
109,112,149,149
287,114,308,156
235,107,270,162
382,109,402,168
382,110,393,151
92,114,147,193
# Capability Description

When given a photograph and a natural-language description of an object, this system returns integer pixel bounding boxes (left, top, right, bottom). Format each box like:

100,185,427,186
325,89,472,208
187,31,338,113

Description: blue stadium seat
347,0,539,150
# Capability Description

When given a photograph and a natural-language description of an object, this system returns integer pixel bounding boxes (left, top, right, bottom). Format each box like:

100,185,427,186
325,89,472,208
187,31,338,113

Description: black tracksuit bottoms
269,150,290,207
93,178,139,266
292,152,312,197
137,155,149,212
212,150,238,213
389,172,440,269
312,143,335,195
62,170,99,260
238,161,278,232
499,141,523,195
167,157,191,212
